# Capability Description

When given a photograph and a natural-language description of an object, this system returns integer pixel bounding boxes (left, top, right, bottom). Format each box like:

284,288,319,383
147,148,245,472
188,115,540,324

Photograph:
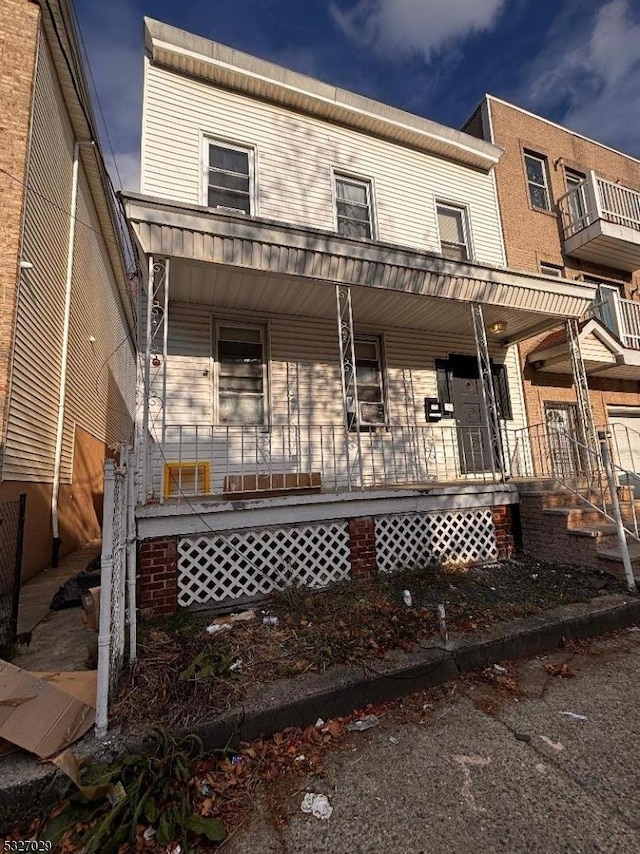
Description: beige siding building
0,0,136,580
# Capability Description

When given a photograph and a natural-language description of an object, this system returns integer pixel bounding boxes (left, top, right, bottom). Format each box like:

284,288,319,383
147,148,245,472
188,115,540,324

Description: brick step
543,507,614,529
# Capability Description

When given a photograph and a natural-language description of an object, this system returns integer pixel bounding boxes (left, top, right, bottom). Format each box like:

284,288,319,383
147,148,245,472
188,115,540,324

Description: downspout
51,140,80,567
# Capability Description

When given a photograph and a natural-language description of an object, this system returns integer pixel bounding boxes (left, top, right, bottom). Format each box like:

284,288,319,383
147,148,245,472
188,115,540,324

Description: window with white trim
436,203,470,261
540,262,563,277
565,167,587,225
524,150,551,211
334,174,374,239
206,141,253,214
216,323,266,424
354,337,386,426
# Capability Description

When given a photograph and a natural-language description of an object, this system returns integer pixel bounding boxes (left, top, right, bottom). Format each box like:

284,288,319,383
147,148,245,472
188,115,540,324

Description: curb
2,594,639,833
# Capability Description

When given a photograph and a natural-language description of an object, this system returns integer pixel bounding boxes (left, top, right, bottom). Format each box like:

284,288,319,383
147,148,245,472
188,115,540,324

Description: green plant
41,727,225,853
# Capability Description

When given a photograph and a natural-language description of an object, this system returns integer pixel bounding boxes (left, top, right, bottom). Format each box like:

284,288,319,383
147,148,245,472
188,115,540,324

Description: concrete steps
518,484,640,585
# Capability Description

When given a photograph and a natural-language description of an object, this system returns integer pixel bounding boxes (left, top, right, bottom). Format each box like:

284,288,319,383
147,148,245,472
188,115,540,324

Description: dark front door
450,356,493,474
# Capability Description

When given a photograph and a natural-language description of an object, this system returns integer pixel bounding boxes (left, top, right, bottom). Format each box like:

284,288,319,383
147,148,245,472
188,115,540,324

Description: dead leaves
544,662,574,679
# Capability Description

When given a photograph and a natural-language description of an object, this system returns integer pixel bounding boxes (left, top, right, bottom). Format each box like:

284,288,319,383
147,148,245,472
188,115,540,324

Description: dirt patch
113,557,629,733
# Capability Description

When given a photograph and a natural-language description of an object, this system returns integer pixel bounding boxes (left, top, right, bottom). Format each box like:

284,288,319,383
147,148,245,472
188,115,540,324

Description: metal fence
0,494,26,653
95,448,136,737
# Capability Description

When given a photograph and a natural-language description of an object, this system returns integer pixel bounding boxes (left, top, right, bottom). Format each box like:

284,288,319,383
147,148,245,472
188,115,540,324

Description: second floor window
437,203,470,261
524,150,551,211
335,175,373,239
207,141,252,215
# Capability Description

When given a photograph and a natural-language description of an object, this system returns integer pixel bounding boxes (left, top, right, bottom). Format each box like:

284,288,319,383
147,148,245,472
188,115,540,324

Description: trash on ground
229,658,243,672
514,732,531,743
231,754,243,765
50,554,101,610
143,827,156,840
539,735,564,752
262,615,279,626
628,626,640,633
295,754,305,761
531,574,539,580
389,736,399,745
402,590,412,607
200,781,213,796
346,714,380,732
80,586,101,632
493,664,508,674
437,603,448,643
315,718,325,728
206,623,233,635
0,661,96,758
301,792,333,820
560,711,587,721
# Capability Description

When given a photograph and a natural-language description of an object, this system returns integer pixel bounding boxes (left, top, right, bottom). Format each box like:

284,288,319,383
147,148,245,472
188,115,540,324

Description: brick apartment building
464,96,640,471
0,0,135,579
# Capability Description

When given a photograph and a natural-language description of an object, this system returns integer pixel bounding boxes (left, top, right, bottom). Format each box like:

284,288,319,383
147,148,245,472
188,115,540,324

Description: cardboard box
81,586,101,632
0,661,96,758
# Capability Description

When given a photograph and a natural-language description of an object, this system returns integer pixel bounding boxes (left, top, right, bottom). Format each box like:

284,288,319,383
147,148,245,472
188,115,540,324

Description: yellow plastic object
163,461,211,498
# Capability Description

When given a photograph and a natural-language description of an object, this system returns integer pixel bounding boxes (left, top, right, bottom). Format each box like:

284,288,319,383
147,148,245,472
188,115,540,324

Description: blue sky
74,0,640,191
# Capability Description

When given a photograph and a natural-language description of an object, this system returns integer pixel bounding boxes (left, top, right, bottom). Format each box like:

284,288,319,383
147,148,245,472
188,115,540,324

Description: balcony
558,171,640,272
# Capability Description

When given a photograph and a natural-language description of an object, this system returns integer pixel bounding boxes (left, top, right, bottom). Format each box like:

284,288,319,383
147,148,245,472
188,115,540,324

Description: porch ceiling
168,258,564,340
124,192,597,344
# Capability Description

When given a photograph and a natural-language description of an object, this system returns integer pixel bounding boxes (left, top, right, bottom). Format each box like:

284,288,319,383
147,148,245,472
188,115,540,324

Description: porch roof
527,318,640,380
124,192,597,343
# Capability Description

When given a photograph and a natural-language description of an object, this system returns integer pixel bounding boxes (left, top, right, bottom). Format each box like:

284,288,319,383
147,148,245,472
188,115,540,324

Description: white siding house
124,19,597,612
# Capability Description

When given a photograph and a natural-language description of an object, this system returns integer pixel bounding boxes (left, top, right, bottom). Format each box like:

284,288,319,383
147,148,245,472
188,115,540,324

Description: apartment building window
206,141,253,214
437,203,470,261
334,175,374,239
540,262,563,277
354,337,386,426
524,150,551,211
216,323,267,424
584,276,623,337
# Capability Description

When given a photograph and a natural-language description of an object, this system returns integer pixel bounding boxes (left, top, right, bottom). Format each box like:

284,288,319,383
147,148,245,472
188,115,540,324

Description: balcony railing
146,423,525,502
587,292,640,350
559,171,640,240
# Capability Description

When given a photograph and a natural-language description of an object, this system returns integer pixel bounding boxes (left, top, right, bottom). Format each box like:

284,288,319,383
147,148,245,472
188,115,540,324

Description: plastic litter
301,792,333,820
295,754,306,762
531,574,539,580
229,659,243,673
560,711,587,721
346,714,380,732
493,664,508,674
402,590,412,607
389,736,399,745
315,718,325,728
628,626,640,632
231,754,243,765
262,615,279,626
143,827,156,840
206,623,233,635
200,781,213,796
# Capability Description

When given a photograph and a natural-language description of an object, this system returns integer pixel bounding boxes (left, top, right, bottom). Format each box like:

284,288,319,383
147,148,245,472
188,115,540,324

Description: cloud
520,0,640,156
331,0,507,60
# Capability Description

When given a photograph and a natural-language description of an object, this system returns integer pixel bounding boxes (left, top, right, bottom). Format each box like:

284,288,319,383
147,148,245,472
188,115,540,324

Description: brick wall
492,504,515,560
348,515,377,580
138,535,178,617
0,0,40,447
486,99,640,428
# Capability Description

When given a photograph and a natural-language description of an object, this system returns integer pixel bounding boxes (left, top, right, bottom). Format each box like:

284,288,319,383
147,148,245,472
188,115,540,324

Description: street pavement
222,630,640,854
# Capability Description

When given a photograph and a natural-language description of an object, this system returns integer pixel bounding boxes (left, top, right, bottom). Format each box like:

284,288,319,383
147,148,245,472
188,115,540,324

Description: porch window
354,337,386,426
334,175,373,239
436,203,470,261
565,168,587,225
216,324,266,424
206,141,253,215
524,150,551,211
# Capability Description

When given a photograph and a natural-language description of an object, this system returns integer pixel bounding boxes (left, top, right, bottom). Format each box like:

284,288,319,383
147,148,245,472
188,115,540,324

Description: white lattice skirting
178,521,351,606
375,509,498,573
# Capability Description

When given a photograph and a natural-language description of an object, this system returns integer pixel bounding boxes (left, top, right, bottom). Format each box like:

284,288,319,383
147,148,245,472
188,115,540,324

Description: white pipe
96,458,115,737
51,141,80,556
126,446,137,662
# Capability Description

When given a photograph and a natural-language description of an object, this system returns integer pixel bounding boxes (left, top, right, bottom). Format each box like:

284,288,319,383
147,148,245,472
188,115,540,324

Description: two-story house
123,20,598,616
0,0,136,581
464,96,640,477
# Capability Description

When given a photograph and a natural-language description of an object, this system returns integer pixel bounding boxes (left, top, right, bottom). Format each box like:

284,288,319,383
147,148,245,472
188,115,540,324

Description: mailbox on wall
424,397,443,422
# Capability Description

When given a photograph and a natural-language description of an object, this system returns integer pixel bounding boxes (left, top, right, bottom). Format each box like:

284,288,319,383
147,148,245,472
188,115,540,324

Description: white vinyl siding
3,35,135,483
156,306,526,435
142,61,506,266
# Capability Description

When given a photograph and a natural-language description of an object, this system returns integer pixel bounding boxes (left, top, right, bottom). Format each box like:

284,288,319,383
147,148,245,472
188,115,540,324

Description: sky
73,0,640,192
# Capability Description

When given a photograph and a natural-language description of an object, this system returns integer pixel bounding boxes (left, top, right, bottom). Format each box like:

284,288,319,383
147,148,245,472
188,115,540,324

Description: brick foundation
138,535,178,618
492,504,515,560
348,516,377,579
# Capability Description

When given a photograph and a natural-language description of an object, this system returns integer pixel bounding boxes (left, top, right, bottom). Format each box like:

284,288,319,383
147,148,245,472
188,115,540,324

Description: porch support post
141,256,170,502
336,284,363,490
566,317,598,467
470,302,502,481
